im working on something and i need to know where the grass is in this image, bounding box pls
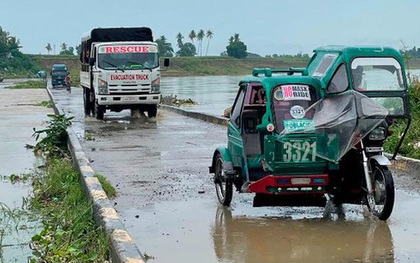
[94,174,117,198]
[7,80,46,89]
[35,100,53,108]
[30,159,109,262]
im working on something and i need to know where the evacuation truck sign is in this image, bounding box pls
[99,45,157,53]
[110,74,149,81]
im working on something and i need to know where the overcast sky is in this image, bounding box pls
[1,0,419,56]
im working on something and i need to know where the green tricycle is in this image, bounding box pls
[209,46,411,220]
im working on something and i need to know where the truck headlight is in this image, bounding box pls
[368,127,386,141]
[151,77,160,93]
[98,78,108,94]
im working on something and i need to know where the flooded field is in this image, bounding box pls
[0,83,50,262]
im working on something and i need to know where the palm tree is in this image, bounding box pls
[176,33,184,49]
[188,30,196,44]
[205,30,214,56]
[60,42,68,52]
[45,43,52,55]
[196,29,205,56]
[156,35,174,57]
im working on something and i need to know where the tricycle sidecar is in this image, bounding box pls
[210,46,411,221]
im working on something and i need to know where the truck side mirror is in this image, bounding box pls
[89,57,96,66]
[163,58,170,67]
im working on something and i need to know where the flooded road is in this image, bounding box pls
[49,78,420,263]
[0,80,49,262]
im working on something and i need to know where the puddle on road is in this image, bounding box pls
[122,198,395,263]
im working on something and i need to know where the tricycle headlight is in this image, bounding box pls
[98,78,108,94]
[369,127,386,141]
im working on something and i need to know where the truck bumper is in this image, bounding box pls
[97,93,161,106]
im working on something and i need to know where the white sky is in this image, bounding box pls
[1,0,419,56]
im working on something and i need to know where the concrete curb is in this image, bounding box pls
[161,104,228,126]
[46,88,146,263]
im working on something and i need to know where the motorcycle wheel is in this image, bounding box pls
[366,164,395,221]
[214,153,233,206]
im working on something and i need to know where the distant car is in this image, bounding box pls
[37,70,46,79]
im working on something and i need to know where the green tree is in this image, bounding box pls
[188,30,196,44]
[226,33,247,59]
[176,42,196,57]
[60,42,68,52]
[176,33,184,49]
[196,29,205,56]
[0,26,22,58]
[45,43,52,55]
[155,35,174,57]
[75,44,81,56]
[205,30,214,56]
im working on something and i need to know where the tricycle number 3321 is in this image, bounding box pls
[282,139,317,162]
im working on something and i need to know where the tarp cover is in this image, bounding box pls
[279,90,389,162]
[88,27,153,43]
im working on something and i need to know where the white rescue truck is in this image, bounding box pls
[80,27,169,119]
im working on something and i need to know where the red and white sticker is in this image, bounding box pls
[110,74,149,81]
[281,85,311,101]
[99,45,156,53]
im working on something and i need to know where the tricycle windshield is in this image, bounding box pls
[308,53,338,77]
[351,57,405,91]
[271,84,319,133]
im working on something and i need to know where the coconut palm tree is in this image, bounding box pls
[45,43,52,55]
[196,29,205,56]
[205,30,213,56]
[176,33,184,49]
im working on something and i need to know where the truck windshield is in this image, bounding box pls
[52,70,67,75]
[98,52,158,70]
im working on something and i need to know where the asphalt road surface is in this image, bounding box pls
[49,84,420,263]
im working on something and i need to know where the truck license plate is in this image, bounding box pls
[124,96,136,102]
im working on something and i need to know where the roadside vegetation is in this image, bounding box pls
[384,78,420,159]
[6,80,46,89]
[28,114,114,262]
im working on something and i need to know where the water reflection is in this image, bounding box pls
[212,206,393,263]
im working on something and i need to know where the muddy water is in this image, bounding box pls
[0,82,50,262]
[161,75,241,116]
[49,80,420,263]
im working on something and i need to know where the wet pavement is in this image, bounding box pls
[0,79,50,262]
[48,82,420,263]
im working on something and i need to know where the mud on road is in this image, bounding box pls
[49,85,420,263]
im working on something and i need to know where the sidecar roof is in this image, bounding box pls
[240,67,323,96]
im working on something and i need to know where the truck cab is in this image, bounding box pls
[80,27,167,120]
[51,64,68,88]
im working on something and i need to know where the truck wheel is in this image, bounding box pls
[147,105,157,118]
[83,88,91,116]
[95,102,105,120]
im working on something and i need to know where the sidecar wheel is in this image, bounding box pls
[214,153,233,206]
[367,165,394,221]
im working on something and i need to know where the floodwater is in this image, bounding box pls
[161,75,241,116]
[0,81,49,262]
[161,69,420,117]
[48,77,420,263]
